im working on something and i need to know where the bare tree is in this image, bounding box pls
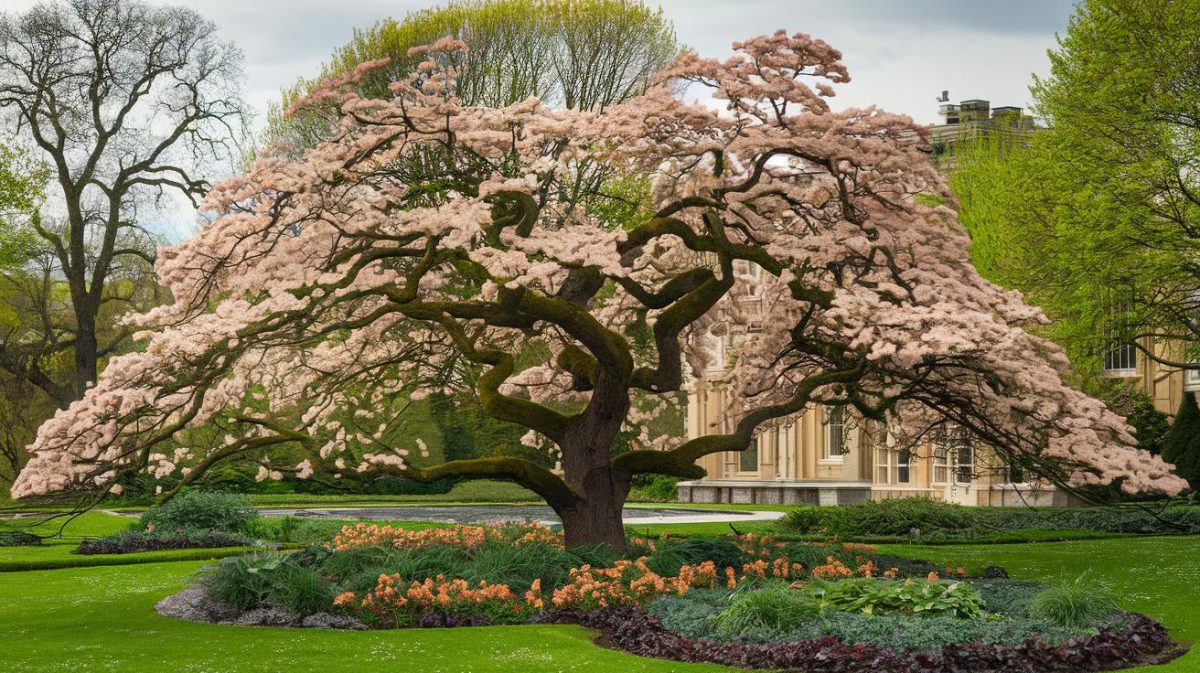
[0,0,247,400]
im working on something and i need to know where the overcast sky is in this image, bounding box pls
[8,0,1078,125]
[4,0,1080,237]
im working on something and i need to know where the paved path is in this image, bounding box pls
[257,505,784,526]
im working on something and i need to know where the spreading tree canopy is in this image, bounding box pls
[13,33,1185,547]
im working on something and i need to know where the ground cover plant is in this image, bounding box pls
[155,521,1183,673]
[779,498,1200,541]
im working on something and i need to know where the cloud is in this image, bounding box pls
[1,0,1077,240]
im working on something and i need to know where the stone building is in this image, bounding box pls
[675,96,1194,507]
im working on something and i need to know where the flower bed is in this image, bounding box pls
[162,522,1182,672]
[535,605,1180,673]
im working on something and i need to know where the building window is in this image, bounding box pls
[1184,368,1200,392]
[934,424,973,483]
[933,446,949,484]
[824,406,845,459]
[739,436,759,472]
[897,449,912,484]
[875,449,891,484]
[1103,299,1137,376]
[955,443,974,483]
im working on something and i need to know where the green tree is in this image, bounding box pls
[1161,394,1200,491]
[0,0,247,401]
[264,0,679,153]
[951,0,1200,378]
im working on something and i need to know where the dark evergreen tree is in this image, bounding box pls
[1161,394,1200,491]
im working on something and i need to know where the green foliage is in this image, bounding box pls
[267,562,336,615]
[818,611,1084,653]
[1107,387,1172,455]
[645,589,731,639]
[140,492,258,534]
[780,498,978,537]
[779,499,1200,539]
[807,578,985,618]
[1028,575,1120,629]
[649,583,1087,653]
[267,0,679,151]
[951,0,1200,378]
[0,531,40,547]
[969,578,1046,617]
[0,143,47,268]
[245,516,350,544]
[453,539,580,592]
[75,527,254,555]
[714,586,821,639]
[644,537,744,575]
[1161,395,1200,490]
[203,551,290,611]
[629,474,679,502]
[203,550,335,616]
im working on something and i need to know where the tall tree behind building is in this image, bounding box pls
[264,0,679,154]
[951,0,1200,378]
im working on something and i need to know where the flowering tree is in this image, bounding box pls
[13,33,1185,547]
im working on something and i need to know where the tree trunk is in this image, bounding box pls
[556,465,632,550]
[73,305,98,399]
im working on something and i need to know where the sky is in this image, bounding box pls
[3,0,1080,237]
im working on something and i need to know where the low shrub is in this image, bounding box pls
[245,516,348,544]
[781,498,977,537]
[0,531,41,547]
[140,492,258,535]
[646,589,730,639]
[968,578,1044,616]
[778,499,1200,539]
[807,577,984,618]
[715,586,821,639]
[203,551,290,611]
[1028,576,1120,629]
[649,586,1099,652]
[629,474,680,502]
[76,528,254,555]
